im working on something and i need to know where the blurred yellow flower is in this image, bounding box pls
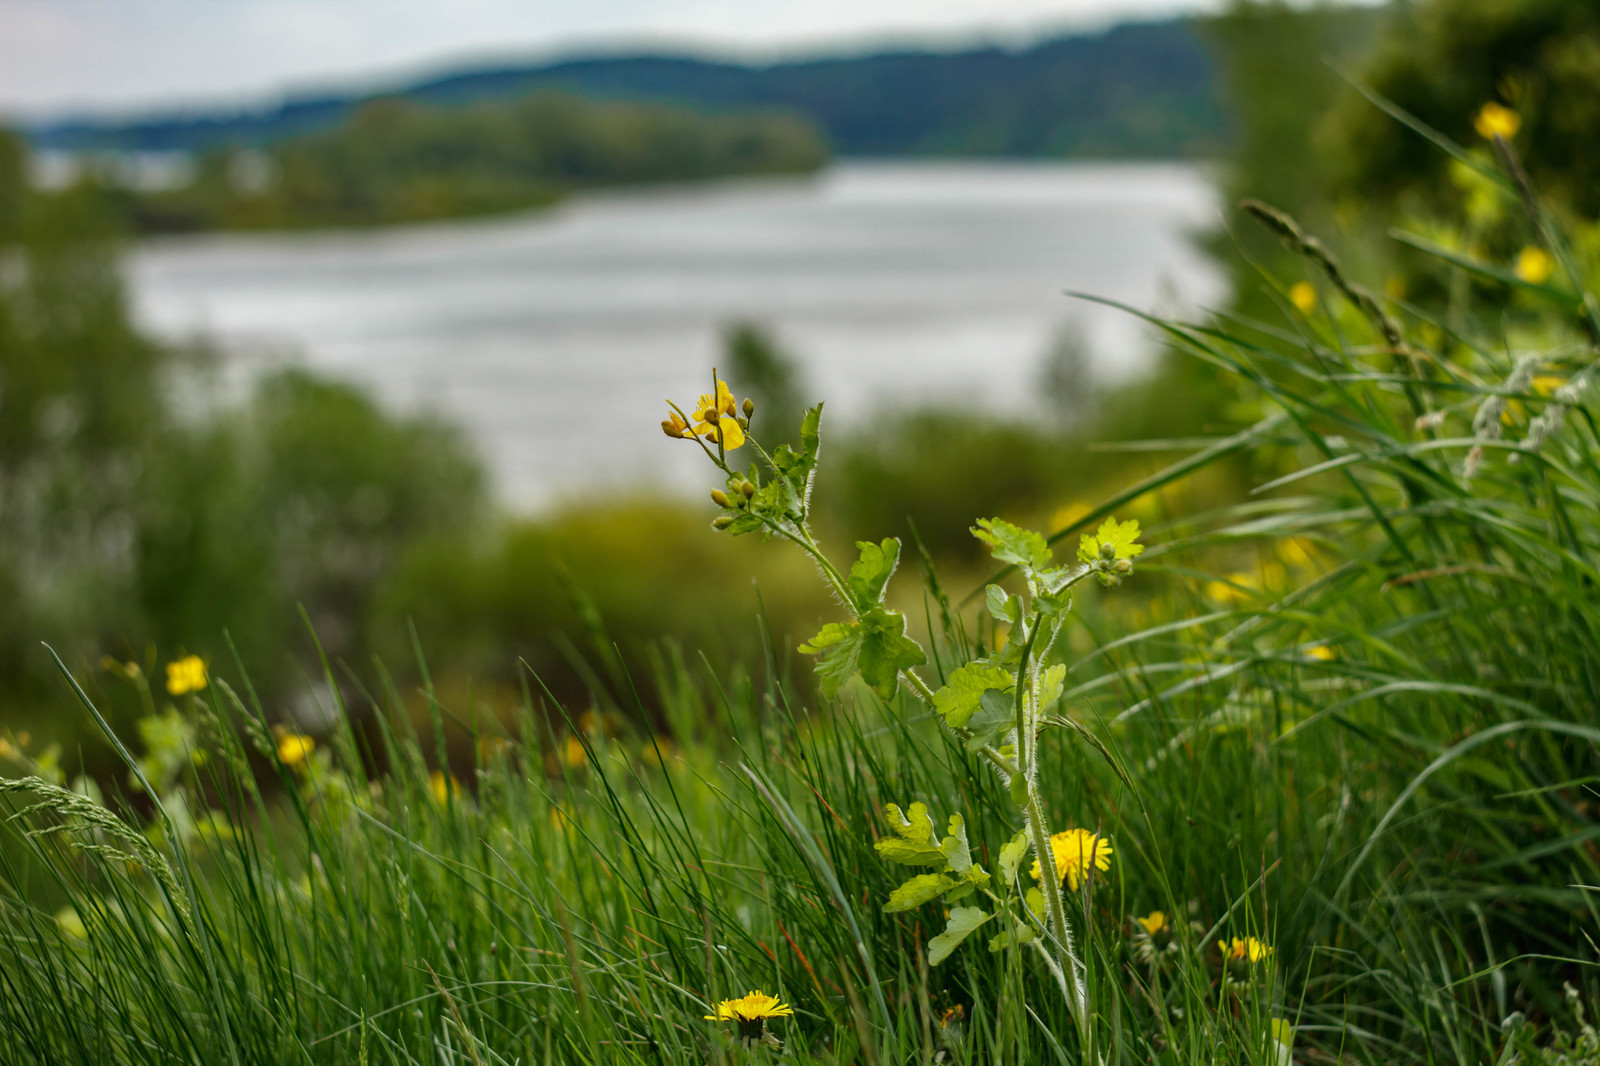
[1288,281,1317,315]
[165,655,207,696]
[690,377,746,450]
[1222,935,1272,965]
[1514,246,1554,285]
[1135,910,1167,935]
[1305,644,1335,662]
[1473,102,1520,140]
[429,770,461,803]
[563,734,588,769]
[1532,375,1565,396]
[1031,828,1112,891]
[276,733,315,766]
[1049,500,1092,534]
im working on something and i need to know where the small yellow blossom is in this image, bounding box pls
[687,376,747,450]
[1288,281,1317,315]
[1135,911,1167,935]
[1222,935,1272,966]
[1031,828,1112,891]
[1305,644,1335,662]
[938,1004,965,1028]
[1473,101,1520,141]
[1514,246,1554,285]
[1049,500,1092,534]
[165,655,207,696]
[276,733,315,767]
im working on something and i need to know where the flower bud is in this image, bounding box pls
[1112,558,1134,574]
[740,480,756,499]
[710,489,731,508]
[1099,541,1117,563]
[742,397,755,419]
[661,418,687,439]
[712,515,735,530]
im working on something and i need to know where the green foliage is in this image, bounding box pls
[119,91,829,232]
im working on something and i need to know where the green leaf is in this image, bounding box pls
[984,584,1021,624]
[875,802,948,866]
[856,605,925,700]
[800,404,822,468]
[884,873,957,913]
[1077,516,1144,564]
[725,512,765,536]
[998,830,1030,887]
[847,538,900,610]
[928,906,992,966]
[964,688,1017,751]
[931,663,1013,728]
[1038,664,1067,709]
[973,518,1052,571]
[939,814,973,876]
[799,622,863,697]
[988,925,1039,952]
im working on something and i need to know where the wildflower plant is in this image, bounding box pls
[664,371,1147,1049]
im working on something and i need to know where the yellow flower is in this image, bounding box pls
[276,733,315,767]
[1514,246,1554,285]
[938,1004,965,1028]
[1135,910,1167,935]
[1030,828,1112,891]
[1222,936,1272,966]
[686,376,747,450]
[1288,281,1317,315]
[1473,101,1520,141]
[165,655,207,696]
[1305,644,1335,662]
[705,990,794,1047]
[429,770,460,803]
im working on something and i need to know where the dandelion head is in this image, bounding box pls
[1136,910,1167,936]
[705,990,794,1048]
[1514,246,1554,286]
[276,733,315,767]
[165,655,207,696]
[1030,828,1112,891]
[1222,935,1272,971]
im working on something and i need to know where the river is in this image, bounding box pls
[127,161,1224,509]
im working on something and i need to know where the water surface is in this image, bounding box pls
[129,161,1223,508]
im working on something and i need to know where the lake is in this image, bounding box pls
[127,161,1224,509]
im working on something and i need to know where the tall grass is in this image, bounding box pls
[4,131,1600,1064]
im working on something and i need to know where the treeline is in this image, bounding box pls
[110,90,828,232]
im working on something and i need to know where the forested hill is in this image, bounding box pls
[31,18,1227,159]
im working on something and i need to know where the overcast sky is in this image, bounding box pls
[1,0,1224,119]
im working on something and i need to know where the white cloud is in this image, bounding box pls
[0,0,1215,119]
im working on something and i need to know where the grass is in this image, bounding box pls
[4,141,1600,1064]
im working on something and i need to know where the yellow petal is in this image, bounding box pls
[717,416,745,450]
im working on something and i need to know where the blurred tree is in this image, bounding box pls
[723,322,808,444]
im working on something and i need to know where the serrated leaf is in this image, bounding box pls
[964,688,1017,751]
[799,404,822,468]
[884,873,957,913]
[939,814,973,876]
[856,605,925,700]
[998,830,1030,887]
[799,622,863,697]
[988,925,1040,952]
[1038,663,1067,709]
[931,663,1013,728]
[1077,516,1144,564]
[725,512,765,536]
[848,538,900,610]
[984,584,1021,624]
[973,518,1052,571]
[928,906,992,966]
[875,802,947,866]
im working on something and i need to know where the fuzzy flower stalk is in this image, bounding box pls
[663,372,1147,1054]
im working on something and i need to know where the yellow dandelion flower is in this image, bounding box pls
[1030,828,1112,891]
[1222,936,1272,966]
[165,655,207,696]
[1305,644,1335,662]
[276,733,315,767]
[1135,911,1167,935]
[705,990,794,1047]
[1288,281,1317,315]
[563,734,588,769]
[1514,246,1554,285]
[1473,101,1520,141]
[938,1004,965,1028]
[689,376,747,451]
